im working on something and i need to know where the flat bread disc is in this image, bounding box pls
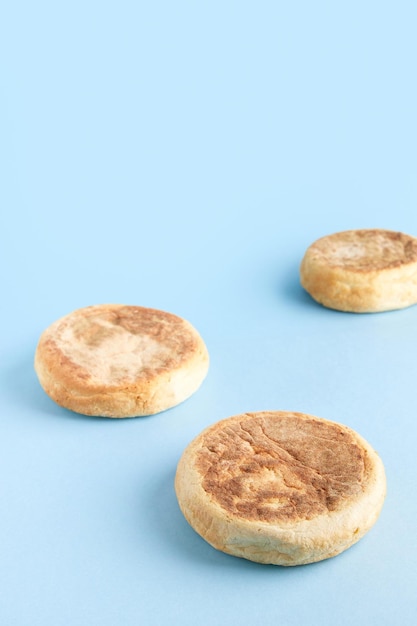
[35,304,209,417]
[300,229,417,312]
[175,411,386,565]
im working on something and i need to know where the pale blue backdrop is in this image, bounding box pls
[1,2,416,625]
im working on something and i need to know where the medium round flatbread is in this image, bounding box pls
[175,411,386,566]
[35,304,209,417]
[300,229,417,312]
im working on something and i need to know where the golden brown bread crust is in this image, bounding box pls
[35,304,209,417]
[300,229,417,312]
[175,411,386,566]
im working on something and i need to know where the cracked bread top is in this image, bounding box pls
[304,229,417,272]
[192,411,373,524]
[37,304,200,388]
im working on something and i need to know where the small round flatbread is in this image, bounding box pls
[175,411,386,566]
[35,304,209,417]
[300,229,417,312]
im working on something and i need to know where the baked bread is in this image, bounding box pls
[300,229,417,312]
[175,411,386,566]
[35,304,209,417]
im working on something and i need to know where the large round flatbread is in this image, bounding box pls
[300,229,417,312]
[175,411,386,566]
[35,304,209,417]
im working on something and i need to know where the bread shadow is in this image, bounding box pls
[1,349,116,424]
[279,263,356,316]
[145,468,329,576]
[279,263,325,311]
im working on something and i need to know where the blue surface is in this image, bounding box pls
[1,2,417,624]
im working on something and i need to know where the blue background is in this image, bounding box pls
[1,1,417,624]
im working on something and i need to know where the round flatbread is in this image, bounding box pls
[300,229,417,312]
[35,304,209,417]
[175,411,386,566]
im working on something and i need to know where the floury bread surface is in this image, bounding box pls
[35,304,209,417]
[175,411,386,566]
[300,229,417,312]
